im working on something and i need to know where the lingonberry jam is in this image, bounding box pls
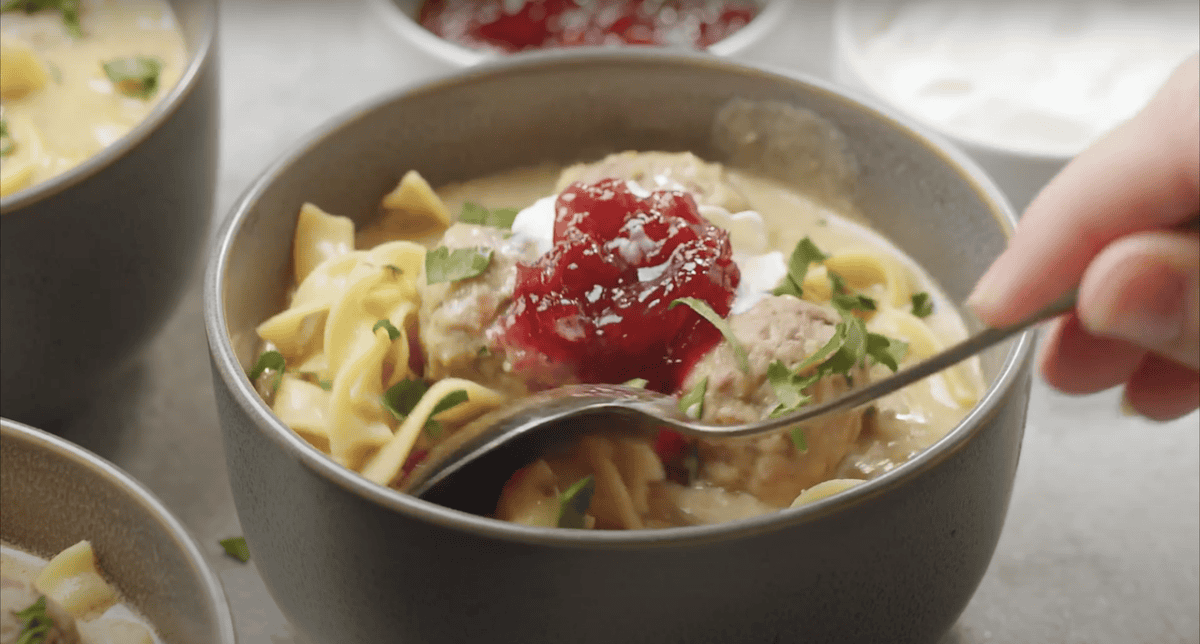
[491,179,740,392]
[418,0,761,53]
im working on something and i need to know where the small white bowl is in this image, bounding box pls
[368,0,791,71]
[830,0,1072,213]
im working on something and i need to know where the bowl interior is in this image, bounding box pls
[0,420,235,644]
[214,50,1021,532]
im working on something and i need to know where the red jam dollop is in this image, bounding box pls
[418,0,761,53]
[491,179,740,392]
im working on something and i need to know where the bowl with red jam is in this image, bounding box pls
[205,49,1033,644]
[369,0,788,70]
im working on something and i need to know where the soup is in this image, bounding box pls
[0,0,187,198]
[418,0,761,53]
[248,150,984,529]
[0,541,159,644]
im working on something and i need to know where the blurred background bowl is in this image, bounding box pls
[0,417,236,644]
[206,49,1034,644]
[0,0,219,426]
[830,0,1071,213]
[367,0,793,73]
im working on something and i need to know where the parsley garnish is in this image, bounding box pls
[829,271,876,312]
[789,427,808,452]
[622,378,648,389]
[773,237,828,298]
[385,264,403,277]
[459,201,520,229]
[911,292,934,318]
[248,350,285,391]
[0,119,14,157]
[425,246,492,284]
[2,0,81,38]
[767,360,818,417]
[373,318,401,341]
[557,475,596,529]
[102,55,163,100]
[318,379,333,391]
[382,380,467,438]
[865,332,908,372]
[679,377,707,419]
[669,297,749,373]
[13,596,55,644]
[219,537,250,563]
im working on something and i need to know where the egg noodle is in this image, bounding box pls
[253,160,981,524]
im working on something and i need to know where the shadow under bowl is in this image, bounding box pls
[0,417,236,644]
[206,49,1034,644]
[0,0,220,426]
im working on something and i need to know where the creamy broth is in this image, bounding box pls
[0,0,187,198]
[0,543,160,644]
[258,149,985,529]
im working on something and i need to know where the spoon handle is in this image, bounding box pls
[677,289,1077,437]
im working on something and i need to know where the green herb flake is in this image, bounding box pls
[317,379,333,391]
[14,595,55,644]
[678,377,707,420]
[425,246,493,284]
[789,426,808,452]
[766,360,818,417]
[248,350,285,391]
[382,379,429,421]
[622,378,648,389]
[385,264,403,277]
[423,389,469,438]
[2,0,81,37]
[772,237,828,298]
[102,55,163,100]
[866,333,909,373]
[219,537,250,563]
[911,292,934,318]
[459,201,520,229]
[373,318,401,341]
[557,475,596,529]
[0,119,14,157]
[669,297,749,373]
[828,271,876,313]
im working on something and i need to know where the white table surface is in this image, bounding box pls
[54,1,1199,643]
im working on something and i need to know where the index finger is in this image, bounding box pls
[968,54,1200,327]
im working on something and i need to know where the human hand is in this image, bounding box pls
[968,53,1199,421]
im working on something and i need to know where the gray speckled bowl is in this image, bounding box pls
[206,50,1034,644]
[0,418,236,644]
[0,0,219,425]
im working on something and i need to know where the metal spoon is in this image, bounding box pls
[408,289,1075,513]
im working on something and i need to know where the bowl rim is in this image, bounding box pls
[365,0,790,67]
[0,0,219,213]
[0,417,237,644]
[205,47,1033,550]
[830,0,1075,162]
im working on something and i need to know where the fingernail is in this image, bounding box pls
[1083,266,1186,348]
[967,262,1008,321]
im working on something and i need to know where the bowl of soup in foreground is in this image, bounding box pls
[369,0,790,72]
[205,49,1034,644]
[0,418,236,644]
[0,0,219,425]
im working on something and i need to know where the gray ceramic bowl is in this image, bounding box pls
[0,418,236,643]
[0,1,219,425]
[206,50,1034,644]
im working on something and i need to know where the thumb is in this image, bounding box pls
[1076,229,1199,370]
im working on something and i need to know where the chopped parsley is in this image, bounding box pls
[772,237,828,298]
[102,55,163,100]
[248,350,285,392]
[789,427,808,452]
[679,377,707,420]
[557,475,596,529]
[0,119,14,157]
[317,378,333,391]
[1,0,81,38]
[373,318,401,341]
[829,271,876,312]
[669,297,749,373]
[622,378,648,389]
[382,379,468,438]
[14,595,54,644]
[425,246,492,284]
[911,292,934,318]
[459,201,520,229]
[385,264,403,277]
[766,360,818,417]
[219,537,250,563]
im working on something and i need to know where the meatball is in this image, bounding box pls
[680,295,869,507]
[556,151,751,213]
[418,223,539,396]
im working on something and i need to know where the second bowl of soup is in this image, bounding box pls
[206,49,1033,644]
